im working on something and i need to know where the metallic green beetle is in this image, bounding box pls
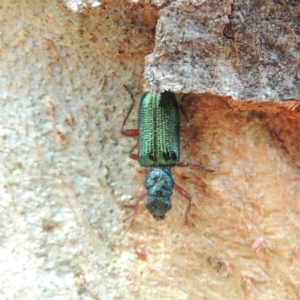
[138,92,180,168]
[121,90,213,221]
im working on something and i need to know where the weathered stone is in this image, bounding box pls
[145,0,300,101]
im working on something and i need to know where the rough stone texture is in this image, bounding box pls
[144,0,300,101]
[2,1,300,300]
[0,0,157,299]
[66,0,102,11]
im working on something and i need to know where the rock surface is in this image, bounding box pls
[145,0,300,101]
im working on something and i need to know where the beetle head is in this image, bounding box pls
[145,196,172,220]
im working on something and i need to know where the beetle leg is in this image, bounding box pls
[123,190,147,222]
[174,183,192,222]
[129,143,138,160]
[179,96,191,133]
[121,86,138,137]
[120,100,138,137]
[176,161,214,173]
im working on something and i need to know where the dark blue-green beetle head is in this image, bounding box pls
[145,196,172,220]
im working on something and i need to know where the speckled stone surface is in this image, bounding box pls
[144,0,300,101]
